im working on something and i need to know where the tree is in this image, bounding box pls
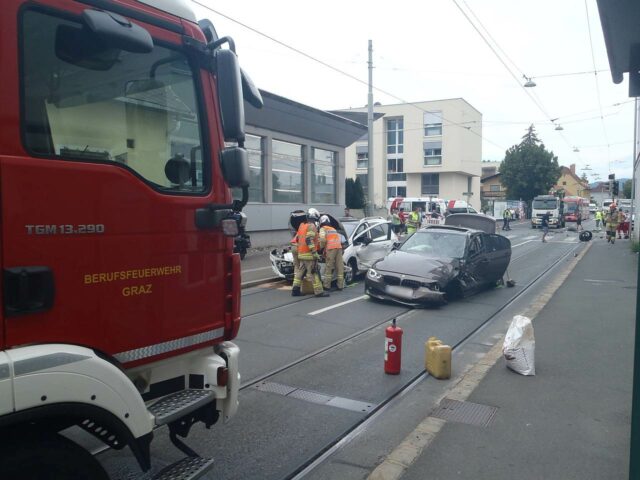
[499,125,561,202]
[345,177,365,209]
[623,179,632,199]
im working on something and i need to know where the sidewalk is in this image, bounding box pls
[398,239,636,479]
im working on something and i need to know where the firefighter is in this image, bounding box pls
[289,230,299,278]
[605,205,619,244]
[406,206,421,235]
[319,215,344,291]
[292,208,329,297]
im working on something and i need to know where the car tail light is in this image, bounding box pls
[217,366,229,387]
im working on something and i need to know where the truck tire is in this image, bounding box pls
[0,432,109,480]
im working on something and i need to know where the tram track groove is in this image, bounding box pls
[285,241,583,480]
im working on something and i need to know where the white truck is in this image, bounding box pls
[531,195,564,229]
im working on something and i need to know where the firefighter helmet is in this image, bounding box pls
[307,208,320,221]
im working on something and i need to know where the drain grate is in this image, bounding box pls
[431,398,497,427]
[252,381,374,413]
[253,381,297,396]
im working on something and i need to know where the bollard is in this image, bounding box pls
[385,318,403,374]
[425,336,451,379]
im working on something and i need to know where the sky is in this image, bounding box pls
[191,0,636,183]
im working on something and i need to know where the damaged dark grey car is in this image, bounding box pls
[365,214,511,306]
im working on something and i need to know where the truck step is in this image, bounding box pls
[148,389,215,426]
[151,456,214,480]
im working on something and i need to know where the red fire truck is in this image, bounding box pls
[0,1,262,478]
[562,196,590,228]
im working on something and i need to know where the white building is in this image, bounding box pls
[337,98,482,211]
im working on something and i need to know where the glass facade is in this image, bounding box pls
[272,139,303,203]
[311,147,336,203]
[246,134,264,202]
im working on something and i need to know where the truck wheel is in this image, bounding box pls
[0,433,109,480]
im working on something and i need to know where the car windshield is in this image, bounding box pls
[564,203,579,213]
[342,222,358,239]
[399,231,467,258]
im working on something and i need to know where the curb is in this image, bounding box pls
[241,277,283,289]
[367,241,592,480]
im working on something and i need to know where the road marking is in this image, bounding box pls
[242,266,273,273]
[511,239,536,248]
[308,295,368,316]
[524,235,537,240]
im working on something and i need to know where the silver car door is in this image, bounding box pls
[354,222,396,268]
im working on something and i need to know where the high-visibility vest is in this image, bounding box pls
[321,226,342,250]
[297,222,318,255]
[408,211,420,228]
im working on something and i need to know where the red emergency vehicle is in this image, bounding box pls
[562,196,590,227]
[0,1,262,478]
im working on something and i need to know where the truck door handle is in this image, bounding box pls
[4,266,55,317]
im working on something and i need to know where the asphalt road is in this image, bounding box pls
[99,220,591,480]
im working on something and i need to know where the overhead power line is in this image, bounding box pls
[191,0,507,151]
[584,0,611,171]
[451,0,579,155]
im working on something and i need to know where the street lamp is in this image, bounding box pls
[573,147,580,153]
[523,75,536,87]
[554,124,564,131]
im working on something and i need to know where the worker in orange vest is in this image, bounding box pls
[292,208,329,297]
[319,215,344,291]
[289,231,299,278]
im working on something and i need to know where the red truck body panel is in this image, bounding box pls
[0,0,240,365]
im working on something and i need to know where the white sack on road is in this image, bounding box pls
[503,315,535,375]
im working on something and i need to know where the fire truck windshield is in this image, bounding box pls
[21,9,207,193]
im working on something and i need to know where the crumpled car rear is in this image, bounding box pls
[270,248,295,280]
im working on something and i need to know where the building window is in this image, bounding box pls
[424,149,442,165]
[386,119,404,155]
[424,111,443,137]
[387,186,406,198]
[490,184,501,192]
[311,147,336,204]
[272,139,303,203]
[357,152,368,169]
[421,173,439,195]
[387,158,406,181]
[246,134,264,202]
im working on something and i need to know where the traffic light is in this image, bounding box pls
[612,180,619,196]
[608,173,616,180]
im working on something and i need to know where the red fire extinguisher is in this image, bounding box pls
[385,318,403,374]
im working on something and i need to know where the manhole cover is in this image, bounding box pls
[431,398,497,427]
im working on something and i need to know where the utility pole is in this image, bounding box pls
[367,39,375,216]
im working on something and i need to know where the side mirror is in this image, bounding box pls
[392,241,401,250]
[215,49,245,142]
[361,236,372,246]
[220,147,249,188]
[56,10,153,71]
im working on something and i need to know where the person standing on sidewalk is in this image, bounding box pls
[292,208,329,297]
[576,210,583,232]
[541,211,550,242]
[407,206,421,235]
[502,208,512,231]
[389,208,402,234]
[319,215,344,291]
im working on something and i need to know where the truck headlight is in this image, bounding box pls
[368,268,382,280]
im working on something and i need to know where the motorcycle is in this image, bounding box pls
[232,211,250,260]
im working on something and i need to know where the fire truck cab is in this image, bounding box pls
[0,0,261,478]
